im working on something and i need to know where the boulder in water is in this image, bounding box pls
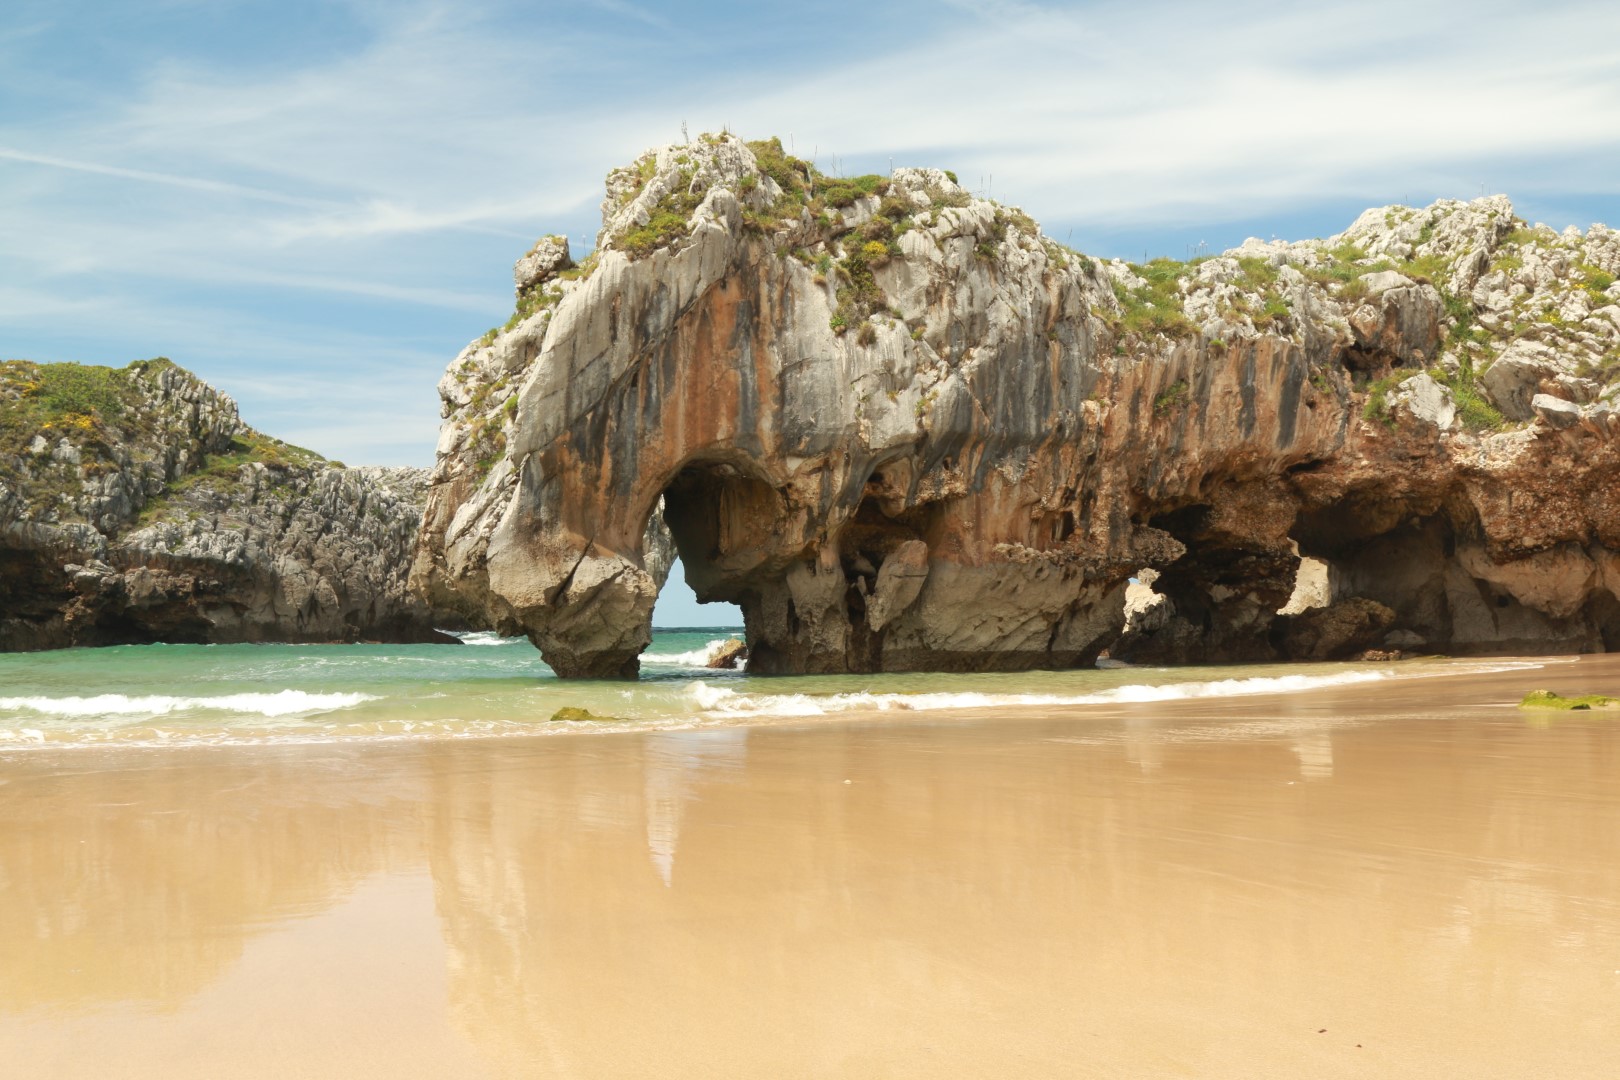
[706,638,747,669]
[550,706,626,722]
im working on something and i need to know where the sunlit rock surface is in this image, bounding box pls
[414,134,1620,676]
[1,359,450,649]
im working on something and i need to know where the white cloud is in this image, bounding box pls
[688,0,1620,227]
[3,0,1618,464]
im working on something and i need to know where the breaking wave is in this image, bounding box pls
[0,691,378,720]
[453,631,526,647]
[684,669,1394,718]
[642,638,741,668]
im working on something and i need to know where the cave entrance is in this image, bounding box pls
[832,494,932,672]
[640,456,939,675]
[1114,501,1302,664]
[644,455,787,674]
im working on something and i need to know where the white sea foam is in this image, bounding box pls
[0,690,377,720]
[454,631,524,647]
[685,669,1394,718]
[0,712,704,751]
[642,638,738,668]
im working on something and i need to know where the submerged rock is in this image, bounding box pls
[0,358,453,650]
[549,706,623,722]
[413,135,1620,677]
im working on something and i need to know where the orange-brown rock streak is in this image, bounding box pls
[413,135,1620,676]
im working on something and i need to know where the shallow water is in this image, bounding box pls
[0,628,1552,748]
[1,653,1618,1077]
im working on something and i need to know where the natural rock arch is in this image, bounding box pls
[412,134,1620,677]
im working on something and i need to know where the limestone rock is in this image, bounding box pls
[513,235,572,296]
[1531,393,1581,429]
[865,540,930,632]
[549,706,625,722]
[706,638,747,669]
[1123,575,1172,633]
[1,358,454,650]
[414,136,1620,676]
[1280,598,1397,661]
[1391,374,1458,432]
[1482,341,1560,421]
[1279,557,1335,615]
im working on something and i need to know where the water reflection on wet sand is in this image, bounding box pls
[2,657,1618,1078]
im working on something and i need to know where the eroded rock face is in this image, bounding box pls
[1,359,452,650]
[415,135,1620,676]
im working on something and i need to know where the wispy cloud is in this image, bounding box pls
[585,0,677,32]
[4,0,1618,464]
[688,0,1620,228]
[0,146,336,207]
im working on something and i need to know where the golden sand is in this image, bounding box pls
[3,656,1619,1078]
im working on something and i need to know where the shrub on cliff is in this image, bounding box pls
[0,360,146,458]
[746,137,814,201]
[817,174,889,209]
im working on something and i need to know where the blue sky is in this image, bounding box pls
[5,0,1620,625]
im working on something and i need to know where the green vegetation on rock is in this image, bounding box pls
[619,197,700,258]
[1153,379,1189,415]
[135,431,326,525]
[1359,370,1414,427]
[1109,259,1197,340]
[1434,362,1506,431]
[830,235,889,335]
[818,173,889,209]
[550,706,624,722]
[1519,690,1620,710]
[0,359,140,454]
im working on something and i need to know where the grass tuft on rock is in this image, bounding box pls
[1109,259,1198,341]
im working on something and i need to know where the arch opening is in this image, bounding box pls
[636,454,948,676]
[640,454,795,675]
[650,559,743,631]
[658,457,785,608]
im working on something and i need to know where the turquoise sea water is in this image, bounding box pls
[0,630,1541,750]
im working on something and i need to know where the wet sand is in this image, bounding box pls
[3,655,1618,1078]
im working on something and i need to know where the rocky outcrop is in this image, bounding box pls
[1277,598,1397,662]
[415,134,1620,677]
[1,358,453,650]
[706,638,747,669]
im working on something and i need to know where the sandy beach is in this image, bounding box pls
[3,654,1618,1078]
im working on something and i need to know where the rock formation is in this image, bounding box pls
[1,358,453,649]
[414,134,1620,677]
[706,638,748,670]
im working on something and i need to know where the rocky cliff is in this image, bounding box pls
[413,134,1620,677]
[1,358,452,649]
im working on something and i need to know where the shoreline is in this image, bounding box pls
[5,653,1619,1078]
[0,652,1601,758]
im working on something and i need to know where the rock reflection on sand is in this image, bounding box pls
[3,659,1620,1078]
[0,756,425,1012]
